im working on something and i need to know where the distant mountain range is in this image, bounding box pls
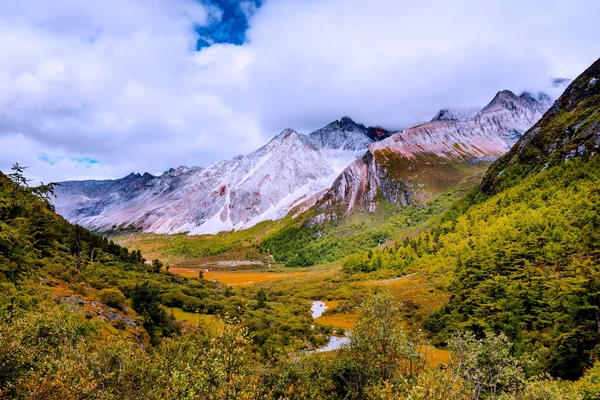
[52,83,569,235]
[53,117,391,234]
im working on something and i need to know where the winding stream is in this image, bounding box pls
[311,301,350,352]
[316,335,350,352]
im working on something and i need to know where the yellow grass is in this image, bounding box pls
[324,300,340,309]
[357,273,449,315]
[169,267,306,286]
[167,307,223,331]
[315,312,358,329]
[421,345,452,366]
[168,267,203,278]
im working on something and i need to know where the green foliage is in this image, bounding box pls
[347,291,425,383]
[342,253,372,274]
[97,287,127,310]
[449,331,522,398]
[151,258,163,273]
[131,281,179,342]
[576,361,600,400]
[152,318,258,399]
[256,288,268,308]
[499,377,582,400]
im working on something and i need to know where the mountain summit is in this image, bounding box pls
[307,116,391,150]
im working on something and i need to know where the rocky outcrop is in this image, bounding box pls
[50,284,148,346]
[307,116,391,150]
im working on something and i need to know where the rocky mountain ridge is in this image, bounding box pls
[481,60,600,194]
[53,118,389,234]
[311,89,556,220]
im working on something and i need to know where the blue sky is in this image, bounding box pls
[1,0,600,183]
[195,0,261,49]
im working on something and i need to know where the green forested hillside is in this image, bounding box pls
[341,59,600,380]
[0,164,142,284]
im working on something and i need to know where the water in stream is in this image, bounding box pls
[317,335,350,352]
[311,301,350,352]
[310,300,328,319]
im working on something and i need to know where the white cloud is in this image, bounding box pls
[0,0,263,182]
[244,0,599,132]
[1,0,599,183]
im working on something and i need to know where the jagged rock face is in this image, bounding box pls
[54,172,158,222]
[314,89,556,217]
[315,151,411,218]
[53,118,386,234]
[481,58,600,195]
[308,116,391,150]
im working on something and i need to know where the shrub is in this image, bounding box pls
[97,287,126,310]
[576,362,600,400]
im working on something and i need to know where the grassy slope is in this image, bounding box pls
[259,163,487,267]
[114,219,280,266]
[374,149,491,201]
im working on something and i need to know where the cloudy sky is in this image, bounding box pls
[1,0,599,183]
